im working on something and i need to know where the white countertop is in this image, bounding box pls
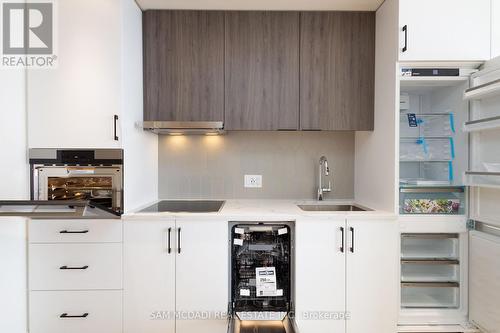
[124,199,396,220]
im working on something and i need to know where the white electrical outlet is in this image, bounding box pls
[244,175,262,188]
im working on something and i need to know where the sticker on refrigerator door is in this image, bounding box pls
[278,228,288,235]
[256,267,277,297]
[233,238,243,246]
[240,289,250,296]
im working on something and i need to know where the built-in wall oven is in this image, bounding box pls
[29,149,123,214]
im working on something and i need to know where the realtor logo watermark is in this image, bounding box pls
[1,0,57,68]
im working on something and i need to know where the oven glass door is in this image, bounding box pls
[35,166,122,212]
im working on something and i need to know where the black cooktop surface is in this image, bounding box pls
[139,200,225,213]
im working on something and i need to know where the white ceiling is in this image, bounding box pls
[135,0,384,11]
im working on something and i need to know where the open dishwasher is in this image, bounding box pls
[228,221,297,333]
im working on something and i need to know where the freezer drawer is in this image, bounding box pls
[401,283,460,309]
[401,260,459,283]
[401,234,459,259]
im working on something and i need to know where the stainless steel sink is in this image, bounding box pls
[297,204,369,212]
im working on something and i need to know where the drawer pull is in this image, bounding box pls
[60,229,89,234]
[59,265,89,270]
[60,313,89,318]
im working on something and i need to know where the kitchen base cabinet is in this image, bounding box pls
[29,243,122,291]
[295,217,346,333]
[124,217,228,333]
[295,216,398,333]
[0,217,27,333]
[175,218,228,333]
[27,218,124,333]
[124,219,176,333]
[29,290,122,333]
[346,218,399,333]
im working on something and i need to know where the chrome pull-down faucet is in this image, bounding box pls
[317,156,332,201]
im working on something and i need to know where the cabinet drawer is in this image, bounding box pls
[29,243,122,290]
[29,219,122,243]
[29,290,122,333]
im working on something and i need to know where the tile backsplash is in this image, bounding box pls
[158,131,354,199]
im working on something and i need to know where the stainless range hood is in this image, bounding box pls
[142,121,225,135]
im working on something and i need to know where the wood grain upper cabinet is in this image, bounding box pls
[225,12,300,130]
[143,11,224,122]
[300,12,375,130]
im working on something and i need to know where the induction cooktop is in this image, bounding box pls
[139,200,225,213]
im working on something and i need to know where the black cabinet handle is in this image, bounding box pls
[114,115,119,141]
[60,229,89,234]
[340,227,344,253]
[59,265,89,270]
[177,228,181,254]
[167,227,172,254]
[60,313,89,318]
[402,25,408,52]
[349,227,355,253]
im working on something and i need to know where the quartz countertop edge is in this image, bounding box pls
[123,199,397,220]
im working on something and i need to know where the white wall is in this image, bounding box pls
[0,69,29,200]
[492,0,500,59]
[354,0,399,213]
[121,0,158,212]
[158,132,354,200]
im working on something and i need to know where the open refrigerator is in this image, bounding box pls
[398,58,500,333]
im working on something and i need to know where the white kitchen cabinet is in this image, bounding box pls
[295,216,398,333]
[399,0,491,61]
[29,290,122,333]
[493,0,500,59]
[346,217,398,333]
[25,0,158,213]
[123,217,228,333]
[27,0,122,149]
[29,243,123,291]
[295,217,346,333]
[28,219,122,243]
[27,217,124,333]
[124,218,176,333]
[175,218,228,333]
[0,217,27,333]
